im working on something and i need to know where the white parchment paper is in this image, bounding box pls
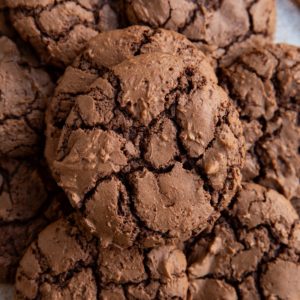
[0,0,299,299]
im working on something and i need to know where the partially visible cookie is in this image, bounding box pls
[15,214,189,300]
[220,44,300,207]
[124,0,276,67]
[14,184,300,299]
[0,158,67,283]
[0,36,54,158]
[187,183,300,299]
[7,0,122,67]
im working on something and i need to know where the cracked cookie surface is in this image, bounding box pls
[15,183,300,299]
[7,0,122,67]
[187,183,300,299]
[15,214,189,300]
[0,158,67,283]
[49,30,245,248]
[0,36,54,158]
[45,26,216,169]
[220,44,300,212]
[124,0,276,67]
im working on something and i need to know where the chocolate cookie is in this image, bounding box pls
[15,214,189,300]
[7,0,121,67]
[51,35,245,248]
[15,184,300,299]
[187,183,300,299]
[45,26,215,168]
[0,36,54,158]
[220,44,300,208]
[0,158,67,283]
[124,0,276,67]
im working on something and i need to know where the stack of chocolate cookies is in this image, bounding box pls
[0,1,299,299]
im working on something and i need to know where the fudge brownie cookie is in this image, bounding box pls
[7,0,121,67]
[220,44,300,206]
[0,158,67,283]
[0,36,54,158]
[124,0,276,67]
[45,26,215,168]
[52,47,245,248]
[15,214,189,300]
[187,183,300,299]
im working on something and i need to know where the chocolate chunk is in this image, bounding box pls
[124,0,276,67]
[0,158,67,283]
[50,42,244,248]
[187,183,300,300]
[15,215,189,300]
[220,44,300,207]
[7,0,121,67]
[0,36,54,158]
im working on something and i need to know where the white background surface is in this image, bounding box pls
[0,0,299,299]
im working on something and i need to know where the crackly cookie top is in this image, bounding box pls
[45,25,215,168]
[7,0,121,67]
[0,158,66,283]
[15,184,300,299]
[125,0,276,67]
[220,44,300,205]
[51,45,245,249]
[187,183,300,300]
[15,214,189,300]
[0,36,53,158]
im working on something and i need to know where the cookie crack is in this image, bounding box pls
[178,4,199,34]
[118,173,171,240]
